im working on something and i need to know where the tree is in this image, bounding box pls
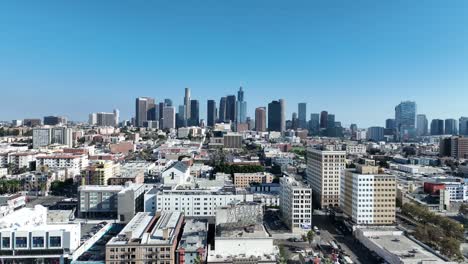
[440,237,463,260]
[306,230,315,246]
[278,245,289,264]
[459,203,468,216]
[193,255,202,264]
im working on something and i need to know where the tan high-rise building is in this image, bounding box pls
[255,107,266,132]
[341,165,396,225]
[306,148,346,209]
[451,136,468,159]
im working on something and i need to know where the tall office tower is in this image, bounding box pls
[225,95,237,123]
[459,117,468,136]
[298,103,307,129]
[162,106,176,129]
[320,111,328,129]
[309,113,320,134]
[218,97,227,122]
[395,101,416,140]
[279,99,286,132]
[207,100,217,127]
[147,99,157,122]
[135,97,155,127]
[236,87,247,123]
[327,114,335,129]
[246,117,255,130]
[306,148,346,209]
[341,165,396,225]
[416,114,428,136]
[291,112,298,130]
[177,105,187,128]
[189,99,200,126]
[113,109,119,126]
[367,127,385,141]
[350,124,358,133]
[445,119,458,135]
[385,118,396,130]
[184,88,191,120]
[430,119,444,135]
[164,98,173,107]
[255,107,266,132]
[43,116,67,126]
[88,113,97,125]
[268,100,285,132]
[96,112,116,126]
[158,102,166,120]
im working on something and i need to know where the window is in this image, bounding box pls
[32,237,45,247]
[15,237,27,248]
[2,237,10,248]
[49,236,61,247]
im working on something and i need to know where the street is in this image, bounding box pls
[313,213,381,264]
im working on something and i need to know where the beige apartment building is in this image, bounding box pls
[341,165,396,225]
[306,148,346,209]
[106,211,183,264]
[233,172,274,188]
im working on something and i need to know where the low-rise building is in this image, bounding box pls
[176,219,208,264]
[161,161,192,187]
[233,172,274,188]
[223,133,243,149]
[37,153,89,177]
[106,211,184,264]
[144,186,254,218]
[0,193,26,217]
[78,183,145,221]
[355,226,457,264]
[81,160,121,185]
[0,205,81,262]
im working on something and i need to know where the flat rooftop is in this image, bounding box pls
[217,224,269,239]
[108,212,182,246]
[357,226,453,264]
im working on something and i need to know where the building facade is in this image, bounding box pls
[306,148,346,209]
[341,165,396,225]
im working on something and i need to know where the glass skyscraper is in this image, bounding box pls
[395,101,416,141]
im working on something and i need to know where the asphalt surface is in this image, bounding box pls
[312,214,382,264]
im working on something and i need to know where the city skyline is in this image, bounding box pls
[2,1,468,126]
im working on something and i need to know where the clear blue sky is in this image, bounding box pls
[1,0,468,127]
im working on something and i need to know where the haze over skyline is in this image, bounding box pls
[1,0,468,127]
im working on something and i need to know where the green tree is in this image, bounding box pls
[306,230,315,246]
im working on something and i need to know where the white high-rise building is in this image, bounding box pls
[113,108,119,126]
[88,113,97,125]
[32,128,51,149]
[32,127,72,148]
[306,148,346,209]
[280,175,312,233]
[341,165,396,225]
